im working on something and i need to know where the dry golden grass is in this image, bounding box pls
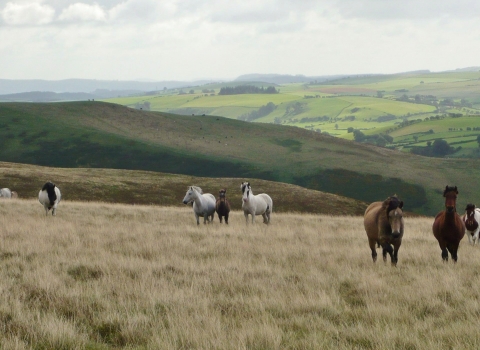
[0,199,479,349]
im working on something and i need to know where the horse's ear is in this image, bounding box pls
[455,186,458,194]
[399,201,404,209]
[248,182,250,186]
[382,198,390,208]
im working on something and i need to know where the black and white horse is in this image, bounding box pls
[38,182,62,216]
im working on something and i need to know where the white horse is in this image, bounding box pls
[0,188,12,198]
[463,203,480,245]
[182,186,216,225]
[38,181,61,216]
[241,182,273,224]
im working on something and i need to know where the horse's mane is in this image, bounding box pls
[383,195,403,217]
[189,186,203,194]
[443,185,458,197]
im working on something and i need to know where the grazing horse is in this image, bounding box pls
[0,188,12,198]
[432,186,465,262]
[182,186,216,225]
[240,182,273,224]
[38,182,62,216]
[364,195,404,266]
[462,203,480,246]
[215,189,231,224]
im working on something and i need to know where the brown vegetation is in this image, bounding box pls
[0,199,478,349]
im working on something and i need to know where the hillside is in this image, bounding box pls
[0,161,367,215]
[1,102,479,215]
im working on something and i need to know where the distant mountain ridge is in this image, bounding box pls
[0,78,215,96]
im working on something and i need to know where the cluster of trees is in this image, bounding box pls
[238,102,277,122]
[351,129,393,147]
[284,102,306,116]
[410,139,460,157]
[218,85,278,95]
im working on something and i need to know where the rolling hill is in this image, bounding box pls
[1,101,480,215]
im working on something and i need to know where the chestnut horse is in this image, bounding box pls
[432,186,465,262]
[215,189,231,224]
[364,195,404,266]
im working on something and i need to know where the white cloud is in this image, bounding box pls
[1,1,55,25]
[58,3,106,22]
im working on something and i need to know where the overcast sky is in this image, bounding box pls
[1,0,479,81]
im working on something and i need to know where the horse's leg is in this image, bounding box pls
[244,212,249,224]
[218,213,223,224]
[447,242,460,262]
[195,213,200,225]
[368,238,377,262]
[392,242,401,266]
[467,232,473,245]
[262,212,268,224]
[381,243,393,264]
[225,213,229,225]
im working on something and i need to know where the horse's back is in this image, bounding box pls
[0,188,12,198]
[364,201,382,239]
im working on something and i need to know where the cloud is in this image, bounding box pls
[1,1,55,25]
[58,3,107,22]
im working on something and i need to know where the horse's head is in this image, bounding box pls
[383,195,404,238]
[42,181,57,206]
[443,185,458,213]
[464,203,478,230]
[183,186,198,205]
[241,182,251,203]
[218,189,227,201]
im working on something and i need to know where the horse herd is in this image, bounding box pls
[0,181,61,216]
[367,185,478,266]
[182,182,273,225]
[1,181,476,265]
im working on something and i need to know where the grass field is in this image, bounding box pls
[0,199,478,349]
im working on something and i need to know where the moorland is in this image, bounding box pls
[0,100,479,216]
[0,200,478,349]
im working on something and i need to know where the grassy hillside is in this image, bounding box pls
[0,161,367,215]
[1,102,480,215]
[0,201,478,348]
[104,71,480,143]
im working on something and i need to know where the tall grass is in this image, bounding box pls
[0,199,479,349]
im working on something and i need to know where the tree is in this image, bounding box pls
[353,129,365,142]
[335,124,339,130]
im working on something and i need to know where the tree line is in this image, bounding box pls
[218,85,279,95]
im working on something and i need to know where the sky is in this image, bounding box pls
[0,0,479,81]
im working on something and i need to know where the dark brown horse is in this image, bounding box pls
[215,189,231,224]
[432,186,465,262]
[364,195,404,266]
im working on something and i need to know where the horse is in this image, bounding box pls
[215,189,231,224]
[0,188,12,198]
[38,181,62,216]
[462,203,480,246]
[363,195,404,266]
[240,182,273,224]
[182,186,216,225]
[432,186,465,262]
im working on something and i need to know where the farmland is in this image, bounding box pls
[104,71,480,149]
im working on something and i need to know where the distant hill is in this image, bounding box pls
[235,73,346,84]
[1,101,480,215]
[0,78,216,96]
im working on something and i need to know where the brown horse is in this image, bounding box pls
[432,186,465,262]
[215,189,231,224]
[364,195,404,266]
